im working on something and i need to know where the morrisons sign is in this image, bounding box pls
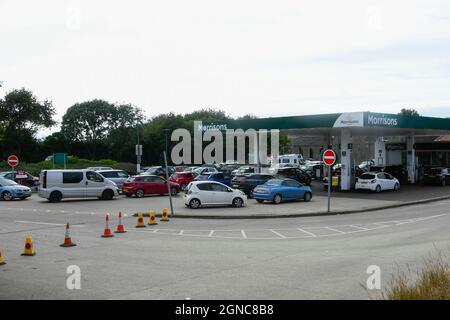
[365,113,399,127]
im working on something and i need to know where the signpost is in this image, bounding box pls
[323,149,336,213]
[136,144,143,173]
[52,153,68,169]
[7,155,19,171]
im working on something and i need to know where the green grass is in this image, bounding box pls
[382,252,450,300]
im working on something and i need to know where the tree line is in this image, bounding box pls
[0,87,259,165]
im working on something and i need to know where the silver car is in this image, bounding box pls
[97,170,130,190]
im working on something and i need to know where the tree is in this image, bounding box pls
[236,114,258,120]
[0,88,56,160]
[398,108,420,117]
[61,100,144,159]
[279,135,292,154]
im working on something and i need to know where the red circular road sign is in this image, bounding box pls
[7,155,19,167]
[323,149,336,166]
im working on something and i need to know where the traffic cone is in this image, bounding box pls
[101,214,114,238]
[136,213,146,228]
[160,208,169,222]
[21,236,36,256]
[60,223,77,247]
[0,250,6,265]
[148,211,158,225]
[115,212,126,233]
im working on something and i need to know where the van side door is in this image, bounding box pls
[61,171,86,198]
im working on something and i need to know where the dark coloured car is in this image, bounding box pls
[144,166,175,178]
[423,167,450,186]
[122,175,180,198]
[274,167,312,185]
[231,173,275,197]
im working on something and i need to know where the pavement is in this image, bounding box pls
[0,192,449,299]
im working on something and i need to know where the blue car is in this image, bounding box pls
[0,177,32,201]
[253,178,312,204]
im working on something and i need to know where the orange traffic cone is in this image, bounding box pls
[136,213,146,228]
[101,214,114,238]
[0,250,6,265]
[148,211,158,226]
[21,236,36,256]
[60,223,77,247]
[115,212,126,233]
[160,208,169,222]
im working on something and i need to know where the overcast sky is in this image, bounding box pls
[1,0,450,136]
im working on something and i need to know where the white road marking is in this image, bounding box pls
[241,230,247,239]
[270,229,287,239]
[297,228,317,237]
[349,225,370,231]
[325,226,346,234]
[178,230,184,235]
[208,230,215,237]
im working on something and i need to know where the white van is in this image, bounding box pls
[38,169,119,202]
[277,154,305,166]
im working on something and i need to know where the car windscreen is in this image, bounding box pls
[0,178,18,186]
[359,173,376,180]
[265,179,283,186]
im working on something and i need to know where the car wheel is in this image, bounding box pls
[125,193,132,198]
[1,191,13,201]
[180,184,187,191]
[248,189,254,199]
[232,197,244,208]
[375,185,381,193]
[394,183,400,191]
[170,188,178,196]
[135,189,145,198]
[189,198,201,209]
[49,191,62,203]
[101,189,114,200]
[273,194,282,204]
[256,199,264,203]
[306,178,312,186]
[441,179,446,187]
[303,192,312,202]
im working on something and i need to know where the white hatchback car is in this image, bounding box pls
[355,172,400,192]
[184,181,247,209]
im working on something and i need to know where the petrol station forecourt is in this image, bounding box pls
[199,111,450,192]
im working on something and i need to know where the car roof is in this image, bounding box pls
[97,169,124,172]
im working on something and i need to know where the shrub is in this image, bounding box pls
[382,252,450,300]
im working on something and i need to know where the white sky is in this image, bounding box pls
[1,0,450,137]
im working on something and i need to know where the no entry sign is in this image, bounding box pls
[323,149,336,166]
[7,155,19,167]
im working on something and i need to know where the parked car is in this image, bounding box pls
[231,166,254,176]
[274,167,312,185]
[38,170,119,202]
[422,167,450,186]
[169,171,196,190]
[174,166,191,172]
[193,167,218,175]
[122,175,180,198]
[0,177,32,201]
[86,167,114,171]
[231,173,275,197]
[144,166,175,177]
[355,172,400,192]
[253,178,312,204]
[183,181,247,209]
[96,169,130,190]
[0,171,39,187]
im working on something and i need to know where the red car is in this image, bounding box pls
[122,175,180,198]
[169,171,195,190]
